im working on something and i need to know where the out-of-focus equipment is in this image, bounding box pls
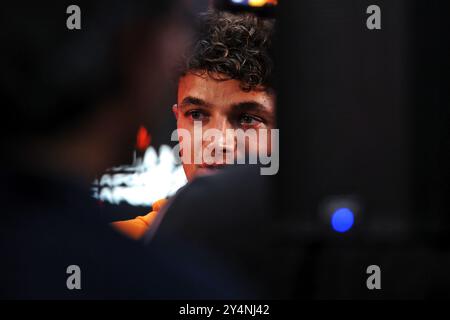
[214,0,277,17]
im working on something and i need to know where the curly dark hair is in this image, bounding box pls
[181,10,275,92]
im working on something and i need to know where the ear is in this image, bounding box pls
[172,104,179,120]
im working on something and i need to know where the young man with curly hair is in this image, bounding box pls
[112,10,276,239]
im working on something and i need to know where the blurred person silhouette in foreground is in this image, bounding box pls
[0,1,249,299]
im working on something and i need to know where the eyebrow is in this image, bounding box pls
[230,101,275,122]
[231,101,270,113]
[179,96,212,109]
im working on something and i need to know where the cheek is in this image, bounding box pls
[177,121,203,163]
[177,119,210,154]
[176,119,192,144]
[176,116,189,129]
[254,130,272,155]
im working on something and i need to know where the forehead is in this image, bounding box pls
[178,72,274,110]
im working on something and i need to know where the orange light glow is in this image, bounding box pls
[248,0,278,7]
[136,126,151,151]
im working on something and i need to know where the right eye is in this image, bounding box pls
[186,110,207,121]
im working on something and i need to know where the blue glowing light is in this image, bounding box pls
[231,0,247,4]
[331,208,354,233]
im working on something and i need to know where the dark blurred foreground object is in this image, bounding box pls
[156,163,450,299]
[0,1,248,299]
[155,0,449,299]
[1,169,245,299]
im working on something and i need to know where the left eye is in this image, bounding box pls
[240,114,261,126]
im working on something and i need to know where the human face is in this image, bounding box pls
[174,72,276,181]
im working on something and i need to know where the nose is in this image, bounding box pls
[210,118,236,160]
[216,132,235,155]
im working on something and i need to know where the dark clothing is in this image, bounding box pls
[0,168,246,299]
[152,166,288,298]
[154,166,450,299]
